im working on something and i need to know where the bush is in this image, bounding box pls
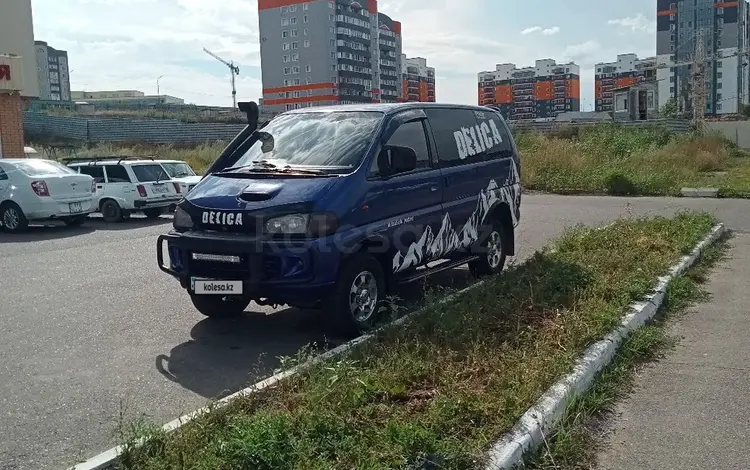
[517,124,743,196]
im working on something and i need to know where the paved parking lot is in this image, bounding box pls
[2,194,750,470]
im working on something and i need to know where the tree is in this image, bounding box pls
[660,98,679,118]
[740,104,750,119]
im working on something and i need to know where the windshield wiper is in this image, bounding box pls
[216,161,330,176]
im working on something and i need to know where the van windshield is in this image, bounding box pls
[230,111,383,172]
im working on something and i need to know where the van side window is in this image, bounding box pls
[475,110,514,159]
[424,108,483,167]
[370,119,431,176]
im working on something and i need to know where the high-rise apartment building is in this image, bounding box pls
[478,59,580,120]
[656,0,750,115]
[594,54,656,112]
[401,55,435,102]
[258,0,403,112]
[377,12,403,103]
[34,41,71,101]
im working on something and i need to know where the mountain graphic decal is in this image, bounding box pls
[392,160,521,273]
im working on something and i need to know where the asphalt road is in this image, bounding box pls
[1,194,750,470]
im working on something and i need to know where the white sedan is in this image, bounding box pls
[0,158,97,233]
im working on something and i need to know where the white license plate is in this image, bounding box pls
[69,201,83,213]
[152,184,169,194]
[191,278,243,295]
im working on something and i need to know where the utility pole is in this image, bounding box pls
[202,47,240,108]
[157,75,163,97]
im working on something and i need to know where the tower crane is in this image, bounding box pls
[203,47,240,108]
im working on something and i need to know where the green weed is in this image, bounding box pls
[115,212,717,470]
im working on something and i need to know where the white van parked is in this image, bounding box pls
[65,156,183,222]
[0,158,96,233]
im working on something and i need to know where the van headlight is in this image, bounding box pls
[265,214,309,234]
[265,213,339,236]
[173,206,193,230]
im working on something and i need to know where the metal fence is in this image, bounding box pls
[24,112,693,145]
[508,118,692,134]
[24,112,246,144]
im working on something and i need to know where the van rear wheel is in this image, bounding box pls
[469,219,508,278]
[326,253,386,337]
[189,294,251,319]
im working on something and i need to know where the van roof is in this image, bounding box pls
[283,102,501,116]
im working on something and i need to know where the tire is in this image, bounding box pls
[0,202,29,233]
[100,199,123,223]
[469,217,508,278]
[189,294,251,319]
[63,215,88,227]
[143,208,164,219]
[324,252,387,337]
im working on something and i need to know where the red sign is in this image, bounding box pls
[0,65,10,80]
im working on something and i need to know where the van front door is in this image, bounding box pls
[362,110,444,275]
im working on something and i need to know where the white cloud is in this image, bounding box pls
[608,13,655,33]
[31,0,263,106]
[563,41,602,62]
[521,26,542,35]
[27,0,630,109]
[521,25,559,36]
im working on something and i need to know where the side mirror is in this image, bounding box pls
[384,145,417,174]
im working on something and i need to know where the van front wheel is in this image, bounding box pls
[469,220,508,278]
[326,253,386,337]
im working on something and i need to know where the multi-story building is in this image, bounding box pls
[401,55,435,102]
[478,59,580,120]
[70,90,184,106]
[377,12,403,103]
[257,0,402,112]
[0,0,38,99]
[656,0,750,115]
[34,41,71,101]
[0,0,37,158]
[594,54,656,112]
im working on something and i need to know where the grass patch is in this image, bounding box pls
[526,231,731,470]
[113,211,717,470]
[517,123,750,197]
[34,141,227,175]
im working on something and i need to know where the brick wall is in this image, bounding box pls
[0,92,24,157]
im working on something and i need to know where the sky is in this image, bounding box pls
[30,0,657,110]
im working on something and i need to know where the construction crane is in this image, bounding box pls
[203,47,240,108]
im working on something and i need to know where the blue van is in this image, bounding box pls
[157,102,521,336]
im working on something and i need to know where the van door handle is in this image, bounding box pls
[430,186,438,192]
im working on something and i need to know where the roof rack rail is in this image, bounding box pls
[60,155,155,165]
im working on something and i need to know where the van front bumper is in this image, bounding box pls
[156,230,341,306]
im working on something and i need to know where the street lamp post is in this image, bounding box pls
[157,75,163,97]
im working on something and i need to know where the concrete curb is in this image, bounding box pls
[483,222,725,470]
[69,279,491,470]
[680,187,719,198]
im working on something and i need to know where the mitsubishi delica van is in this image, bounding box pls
[157,101,522,336]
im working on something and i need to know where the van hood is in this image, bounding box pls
[184,174,341,213]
